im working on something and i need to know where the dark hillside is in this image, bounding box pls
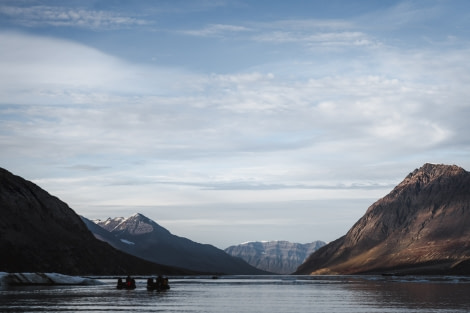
[0,168,191,275]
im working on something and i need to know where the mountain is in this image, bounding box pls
[0,167,192,275]
[88,213,267,275]
[295,163,470,275]
[224,240,326,274]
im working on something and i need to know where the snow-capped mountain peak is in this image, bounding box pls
[94,213,156,235]
[118,214,154,235]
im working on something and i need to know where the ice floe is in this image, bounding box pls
[0,272,103,286]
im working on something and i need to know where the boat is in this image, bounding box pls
[116,277,136,290]
[146,276,170,291]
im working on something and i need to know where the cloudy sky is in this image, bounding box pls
[1,0,469,248]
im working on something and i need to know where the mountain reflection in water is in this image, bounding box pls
[1,275,469,313]
[347,276,470,311]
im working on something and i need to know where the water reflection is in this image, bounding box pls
[344,276,470,312]
[1,276,470,313]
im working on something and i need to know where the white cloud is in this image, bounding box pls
[2,30,467,172]
[0,5,149,30]
[265,19,354,31]
[179,17,377,49]
[180,23,251,37]
[253,30,372,47]
[0,31,203,105]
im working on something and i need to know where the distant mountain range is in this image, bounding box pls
[83,213,267,275]
[0,167,188,275]
[295,163,470,275]
[225,241,325,274]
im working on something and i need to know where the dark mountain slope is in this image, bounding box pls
[296,163,470,275]
[0,168,191,275]
[90,214,267,275]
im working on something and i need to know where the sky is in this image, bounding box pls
[1,0,470,249]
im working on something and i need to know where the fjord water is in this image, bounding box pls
[1,276,470,313]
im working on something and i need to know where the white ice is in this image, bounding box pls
[0,272,103,286]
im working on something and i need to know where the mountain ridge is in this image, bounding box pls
[87,213,268,275]
[295,163,470,275]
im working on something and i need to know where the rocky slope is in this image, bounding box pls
[0,168,191,275]
[295,163,470,275]
[88,214,267,275]
[225,241,325,274]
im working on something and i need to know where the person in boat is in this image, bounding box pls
[116,278,124,289]
[156,275,164,290]
[119,275,135,289]
[147,277,156,289]
[162,277,170,290]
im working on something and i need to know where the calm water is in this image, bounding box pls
[1,275,470,312]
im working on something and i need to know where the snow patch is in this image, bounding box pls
[240,240,269,245]
[120,239,135,245]
[0,272,103,286]
[108,217,124,226]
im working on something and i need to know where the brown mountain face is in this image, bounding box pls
[0,168,191,275]
[295,163,470,275]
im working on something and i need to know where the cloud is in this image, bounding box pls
[178,17,376,49]
[0,4,149,30]
[253,30,373,47]
[142,180,396,191]
[2,30,468,171]
[265,19,354,31]
[179,23,251,37]
[64,164,110,172]
[0,31,202,105]
[251,18,379,49]
[356,1,442,33]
